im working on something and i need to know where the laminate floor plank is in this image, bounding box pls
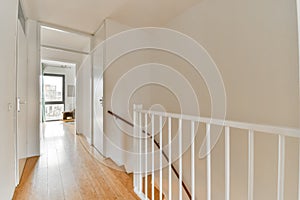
[13,122,139,200]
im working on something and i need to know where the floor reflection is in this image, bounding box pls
[43,121,66,138]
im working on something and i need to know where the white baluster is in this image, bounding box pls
[225,126,230,200]
[277,135,285,200]
[206,123,211,200]
[298,139,300,200]
[151,114,155,200]
[139,111,142,193]
[168,117,172,200]
[145,113,148,199]
[248,130,254,200]
[159,116,163,200]
[133,105,138,190]
[179,119,183,200]
[191,121,195,200]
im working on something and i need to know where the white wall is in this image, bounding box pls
[103,19,156,167]
[17,19,28,181]
[152,0,300,199]
[44,65,76,111]
[91,24,106,155]
[167,0,299,127]
[26,20,40,157]
[76,55,92,141]
[0,0,18,199]
[41,26,91,53]
[41,26,90,68]
[97,1,300,199]
[65,2,300,198]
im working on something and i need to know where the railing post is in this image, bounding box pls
[168,117,172,200]
[144,113,148,199]
[277,135,285,200]
[191,121,195,200]
[151,113,155,200]
[248,130,254,200]
[225,126,230,200]
[139,107,143,193]
[159,116,163,200]
[133,104,143,195]
[298,139,300,200]
[179,119,183,200]
[206,123,211,200]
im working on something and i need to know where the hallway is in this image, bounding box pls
[13,122,139,200]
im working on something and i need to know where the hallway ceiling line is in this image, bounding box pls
[39,20,93,38]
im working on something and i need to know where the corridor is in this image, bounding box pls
[13,122,139,200]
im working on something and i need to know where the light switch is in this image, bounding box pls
[8,103,13,111]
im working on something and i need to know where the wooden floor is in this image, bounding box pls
[13,121,139,200]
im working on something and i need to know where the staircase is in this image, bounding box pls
[108,105,300,200]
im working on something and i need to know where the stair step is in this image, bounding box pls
[142,175,165,200]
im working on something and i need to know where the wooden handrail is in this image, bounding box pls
[107,110,192,200]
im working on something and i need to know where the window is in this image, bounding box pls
[43,74,65,121]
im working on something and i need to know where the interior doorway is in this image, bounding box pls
[38,22,107,160]
[39,24,90,144]
[42,61,76,122]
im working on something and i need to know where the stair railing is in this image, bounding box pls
[131,104,300,200]
[108,109,192,200]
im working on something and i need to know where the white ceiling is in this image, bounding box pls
[21,0,201,34]
[41,26,90,52]
[40,26,90,67]
[41,45,87,66]
[25,0,201,67]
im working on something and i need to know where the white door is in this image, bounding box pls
[92,45,104,155]
[16,20,28,183]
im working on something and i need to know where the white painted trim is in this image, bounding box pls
[296,0,300,137]
[15,18,20,186]
[37,21,42,156]
[93,20,105,37]
[90,49,94,147]
[38,21,93,38]
[41,44,89,55]
[76,132,92,145]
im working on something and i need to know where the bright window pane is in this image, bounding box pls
[45,104,64,121]
[44,76,63,102]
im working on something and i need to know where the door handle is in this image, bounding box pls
[17,98,20,112]
[17,97,26,112]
